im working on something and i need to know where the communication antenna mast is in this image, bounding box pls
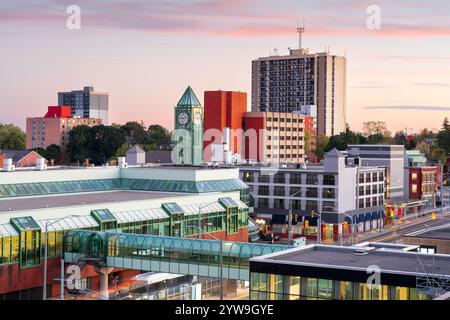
[297,18,305,49]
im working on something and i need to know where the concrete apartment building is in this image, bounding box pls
[26,106,101,150]
[240,149,386,242]
[243,112,306,164]
[58,86,109,125]
[347,145,405,200]
[251,48,346,136]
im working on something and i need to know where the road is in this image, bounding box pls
[356,208,450,244]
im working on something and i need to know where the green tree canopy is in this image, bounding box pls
[437,118,450,154]
[325,126,367,152]
[147,124,171,149]
[0,124,26,150]
[121,121,147,145]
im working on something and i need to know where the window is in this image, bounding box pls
[274,199,285,209]
[274,186,285,197]
[322,188,335,199]
[306,174,318,185]
[290,173,302,184]
[258,186,270,196]
[257,197,269,208]
[274,173,285,184]
[242,171,254,183]
[359,198,364,208]
[323,175,335,185]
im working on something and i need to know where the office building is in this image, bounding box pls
[249,243,450,300]
[251,48,346,136]
[0,163,250,299]
[240,149,386,242]
[243,112,306,164]
[26,106,101,150]
[203,91,247,161]
[347,145,405,200]
[58,86,109,125]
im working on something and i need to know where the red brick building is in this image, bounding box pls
[407,167,438,202]
[203,91,247,161]
[26,106,101,150]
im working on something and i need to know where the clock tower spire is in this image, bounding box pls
[173,86,203,166]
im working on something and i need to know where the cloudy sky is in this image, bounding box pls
[1,0,450,132]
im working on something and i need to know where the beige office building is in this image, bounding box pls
[251,48,346,136]
[243,111,306,164]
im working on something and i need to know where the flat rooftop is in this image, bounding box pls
[0,190,184,213]
[406,224,450,240]
[252,244,450,275]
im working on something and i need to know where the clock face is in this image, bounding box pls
[194,112,202,125]
[178,112,189,125]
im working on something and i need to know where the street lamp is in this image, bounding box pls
[288,188,303,246]
[186,225,224,300]
[42,215,83,300]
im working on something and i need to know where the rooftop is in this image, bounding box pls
[406,224,450,240]
[177,86,201,107]
[251,243,450,276]
[0,190,183,213]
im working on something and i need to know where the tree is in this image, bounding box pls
[0,124,26,150]
[315,134,329,159]
[325,125,367,151]
[67,125,94,163]
[121,121,147,145]
[437,118,450,154]
[362,121,391,137]
[91,125,127,164]
[146,124,171,149]
[115,143,130,158]
[46,144,62,161]
[67,125,127,165]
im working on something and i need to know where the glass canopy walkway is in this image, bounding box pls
[64,230,290,281]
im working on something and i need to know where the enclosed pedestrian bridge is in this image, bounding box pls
[64,230,290,281]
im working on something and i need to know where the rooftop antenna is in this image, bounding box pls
[297,18,305,49]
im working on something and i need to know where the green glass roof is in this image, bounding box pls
[91,209,116,223]
[219,197,238,209]
[177,86,201,107]
[162,202,184,215]
[11,216,40,231]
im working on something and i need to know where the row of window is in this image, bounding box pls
[359,172,384,183]
[250,273,428,300]
[242,172,336,186]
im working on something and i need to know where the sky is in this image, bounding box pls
[1,0,450,133]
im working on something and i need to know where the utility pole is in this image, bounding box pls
[288,188,302,245]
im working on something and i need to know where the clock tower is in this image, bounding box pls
[173,86,203,165]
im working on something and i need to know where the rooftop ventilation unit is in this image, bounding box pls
[36,158,47,171]
[3,159,15,172]
[118,157,128,169]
